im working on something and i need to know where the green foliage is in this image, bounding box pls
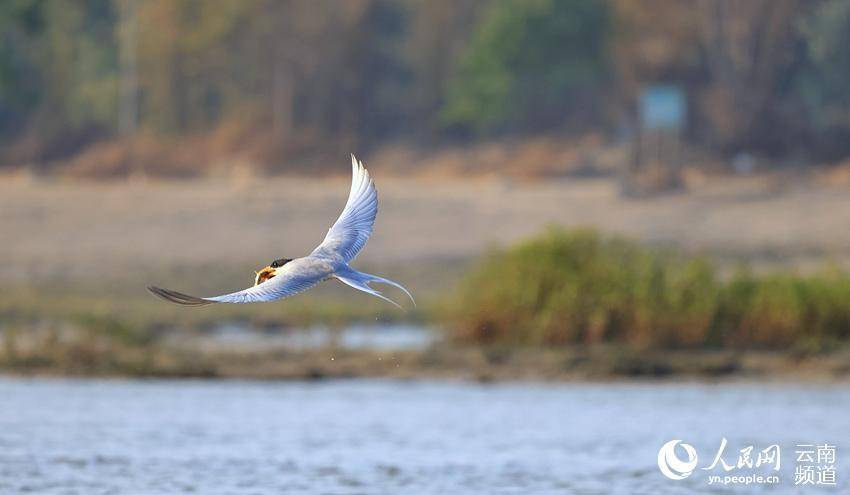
[441,0,611,133]
[0,0,46,122]
[0,0,119,155]
[797,0,850,134]
[446,228,850,350]
[5,1,850,167]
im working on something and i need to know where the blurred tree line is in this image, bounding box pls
[2,0,850,171]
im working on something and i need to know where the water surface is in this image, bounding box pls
[0,379,847,494]
[164,323,439,352]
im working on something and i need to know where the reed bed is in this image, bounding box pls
[445,228,850,350]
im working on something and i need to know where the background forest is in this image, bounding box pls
[3,0,850,177]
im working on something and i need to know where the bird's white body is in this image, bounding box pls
[281,257,336,283]
[148,156,414,309]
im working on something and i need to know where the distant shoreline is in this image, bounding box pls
[3,346,849,383]
[5,165,850,384]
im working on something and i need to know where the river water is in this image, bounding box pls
[0,378,847,494]
[164,323,440,353]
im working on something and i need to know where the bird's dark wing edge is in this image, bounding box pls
[147,286,217,306]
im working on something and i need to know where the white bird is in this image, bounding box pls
[148,155,415,309]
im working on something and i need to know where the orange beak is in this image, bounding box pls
[254,266,277,286]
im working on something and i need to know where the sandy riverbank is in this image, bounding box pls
[5,171,850,289]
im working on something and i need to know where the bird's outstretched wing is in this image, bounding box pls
[310,155,377,262]
[148,273,320,306]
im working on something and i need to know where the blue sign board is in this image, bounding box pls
[640,85,685,130]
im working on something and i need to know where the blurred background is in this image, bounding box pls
[4,0,850,372]
[2,1,850,492]
[5,0,850,178]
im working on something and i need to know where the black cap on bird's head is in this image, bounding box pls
[254,258,293,286]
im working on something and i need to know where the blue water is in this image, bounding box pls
[0,378,847,494]
[165,323,439,352]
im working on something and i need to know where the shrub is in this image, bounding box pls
[446,228,850,350]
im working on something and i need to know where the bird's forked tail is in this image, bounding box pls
[334,267,416,310]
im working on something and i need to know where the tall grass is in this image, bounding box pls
[445,228,850,349]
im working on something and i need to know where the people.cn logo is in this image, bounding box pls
[658,440,698,480]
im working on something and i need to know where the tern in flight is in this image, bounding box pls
[148,155,415,309]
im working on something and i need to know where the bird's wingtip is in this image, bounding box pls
[350,153,366,173]
[147,286,216,306]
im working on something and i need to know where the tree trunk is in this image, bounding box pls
[117,0,138,136]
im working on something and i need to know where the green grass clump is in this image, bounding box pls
[445,228,850,349]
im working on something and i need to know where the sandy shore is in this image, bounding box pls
[5,173,850,289]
